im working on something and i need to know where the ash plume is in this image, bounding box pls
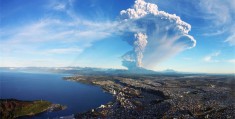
[134,32,148,67]
[119,0,196,70]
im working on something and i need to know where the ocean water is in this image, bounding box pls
[0,71,113,118]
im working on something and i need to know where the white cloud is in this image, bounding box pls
[1,0,197,69]
[0,57,70,67]
[225,27,235,46]
[119,0,196,69]
[202,29,226,36]
[203,51,220,62]
[0,18,116,57]
[0,0,200,69]
[50,0,74,11]
[227,59,235,64]
[53,3,66,10]
[43,47,83,54]
[199,0,232,25]
[0,0,119,67]
[199,0,235,46]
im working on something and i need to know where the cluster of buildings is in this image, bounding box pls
[65,75,234,118]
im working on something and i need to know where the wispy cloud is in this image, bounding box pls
[0,16,116,56]
[202,29,226,36]
[49,0,74,11]
[199,0,232,25]
[53,3,66,10]
[203,51,220,62]
[43,47,83,54]
[224,27,235,46]
[227,59,235,64]
[199,0,235,45]
[0,0,120,67]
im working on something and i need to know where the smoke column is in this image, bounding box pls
[134,32,147,67]
[119,0,196,70]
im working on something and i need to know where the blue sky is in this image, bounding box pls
[0,0,235,74]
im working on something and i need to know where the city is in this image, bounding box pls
[64,74,235,118]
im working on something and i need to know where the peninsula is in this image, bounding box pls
[0,99,66,119]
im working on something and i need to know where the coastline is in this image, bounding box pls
[64,75,235,118]
[0,99,66,119]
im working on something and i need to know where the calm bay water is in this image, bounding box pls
[0,71,113,118]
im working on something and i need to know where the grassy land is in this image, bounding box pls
[0,99,52,119]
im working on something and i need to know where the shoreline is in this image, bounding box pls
[0,99,67,119]
[64,75,235,118]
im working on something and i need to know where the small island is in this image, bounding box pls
[0,99,66,119]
